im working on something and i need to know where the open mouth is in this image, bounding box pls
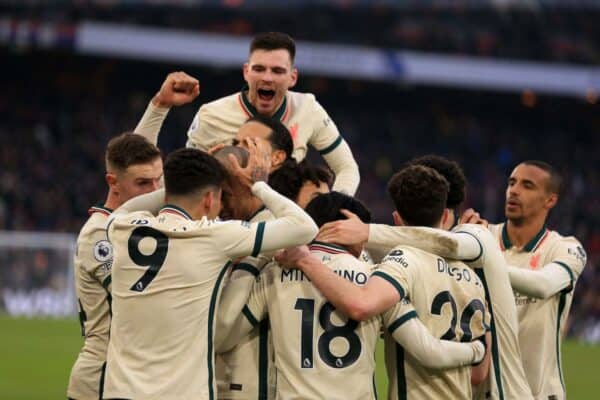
[257,89,275,102]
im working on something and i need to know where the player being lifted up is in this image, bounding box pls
[135,32,360,194]
[67,133,163,400]
[277,165,491,399]
[102,146,318,400]
[219,191,487,400]
[489,161,586,400]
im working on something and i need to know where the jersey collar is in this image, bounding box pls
[159,204,193,220]
[309,240,351,255]
[239,85,288,122]
[88,204,113,217]
[501,222,549,252]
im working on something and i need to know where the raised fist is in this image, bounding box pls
[152,71,200,108]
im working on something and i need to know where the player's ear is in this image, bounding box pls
[440,208,450,229]
[106,173,118,191]
[392,211,403,226]
[545,193,558,210]
[289,67,298,89]
[271,149,287,169]
[243,63,250,82]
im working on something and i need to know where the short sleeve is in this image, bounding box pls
[370,247,420,301]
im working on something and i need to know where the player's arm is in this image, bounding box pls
[134,71,200,145]
[218,180,317,260]
[318,211,482,260]
[509,237,587,299]
[382,304,486,369]
[471,331,492,385]
[112,188,165,217]
[277,246,406,321]
[217,268,269,352]
[309,101,360,195]
[222,141,317,259]
[214,255,268,351]
[507,264,572,299]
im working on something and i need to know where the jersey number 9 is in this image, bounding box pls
[128,226,169,292]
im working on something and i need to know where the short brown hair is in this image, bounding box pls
[164,148,226,197]
[105,132,161,172]
[407,154,466,209]
[521,160,562,195]
[387,165,449,227]
[250,32,296,63]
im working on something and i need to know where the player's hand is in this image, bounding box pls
[228,137,272,188]
[152,71,200,108]
[275,245,312,269]
[207,143,226,155]
[459,208,489,227]
[317,209,369,245]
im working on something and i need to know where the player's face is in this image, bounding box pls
[114,158,163,204]
[296,180,330,209]
[505,164,556,224]
[235,121,286,169]
[243,49,298,116]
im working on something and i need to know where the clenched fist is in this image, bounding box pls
[152,71,200,108]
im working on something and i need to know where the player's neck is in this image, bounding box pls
[104,192,121,211]
[506,216,546,249]
[245,198,265,221]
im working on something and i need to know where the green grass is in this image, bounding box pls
[0,316,597,399]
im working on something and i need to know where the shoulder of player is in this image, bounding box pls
[544,229,581,246]
[287,90,324,110]
[382,245,432,263]
[485,222,503,238]
[77,211,112,246]
[198,92,245,120]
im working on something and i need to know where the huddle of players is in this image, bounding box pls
[66,32,587,400]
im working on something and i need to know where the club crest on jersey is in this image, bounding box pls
[529,253,540,269]
[93,240,113,262]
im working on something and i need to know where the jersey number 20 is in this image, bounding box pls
[294,298,361,369]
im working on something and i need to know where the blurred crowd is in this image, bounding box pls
[0,50,597,340]
[4,5,600,64]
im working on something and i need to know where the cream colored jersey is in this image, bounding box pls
[186,89,359,194]
[103,184,317,400]
[216,207,276,400]
[367,223,532,400]
[489,223,587,400]
[374,245,487,400]
[244,242,382,400]
[67,205,114,400]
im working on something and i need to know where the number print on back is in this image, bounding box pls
[128,226,169,292]
[294,298,362,369]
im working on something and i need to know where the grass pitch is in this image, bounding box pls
[0,316,597,399]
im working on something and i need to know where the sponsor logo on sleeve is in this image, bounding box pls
[568,246,587,264]
[383,249,409,268]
